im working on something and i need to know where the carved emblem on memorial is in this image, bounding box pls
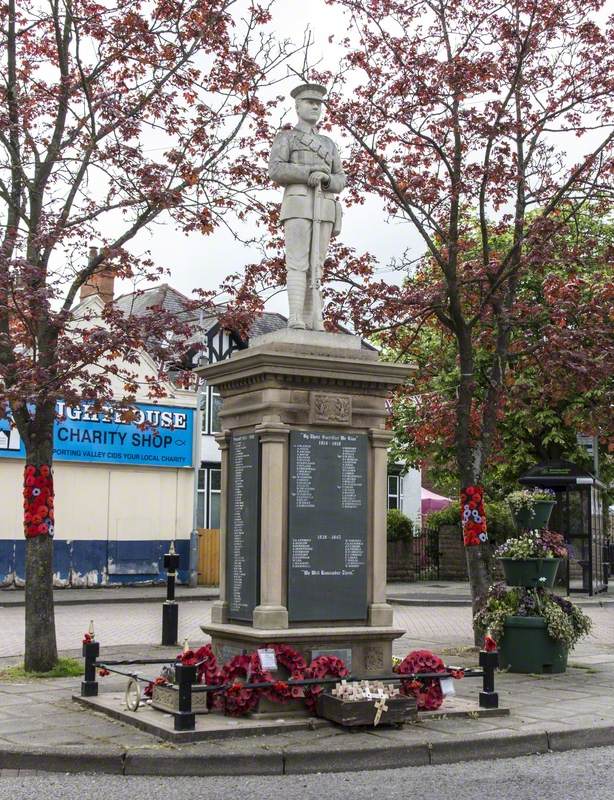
[364,646,385,672]
[310,392,352,425]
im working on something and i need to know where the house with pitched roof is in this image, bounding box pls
[0,272,421,587]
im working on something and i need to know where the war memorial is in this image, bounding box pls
[73,83,500,739]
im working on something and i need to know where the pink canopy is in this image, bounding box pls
[421,488,453,515]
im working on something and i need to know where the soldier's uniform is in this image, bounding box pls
[268,84,346,329]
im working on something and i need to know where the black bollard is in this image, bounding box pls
[162,542,180,646]
[173,661,196,731]
[478,649,499,708]
[81,635,100,697]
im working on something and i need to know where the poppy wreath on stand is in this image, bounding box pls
[23,465,55,538]
[220,653,267,716]
[460,485,488,546]
[395,649,462,711]
[260,643,307,703]
[178,644,222,709]
[303,655,349,712]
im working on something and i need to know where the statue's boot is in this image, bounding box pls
[303,268,325,331]
[287,269,307,329]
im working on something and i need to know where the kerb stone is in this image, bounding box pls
[429,732,549,764]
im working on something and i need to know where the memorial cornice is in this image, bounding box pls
[197,347,414,393]
[202,622,405,642]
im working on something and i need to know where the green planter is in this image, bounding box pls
[499,557,561,588]
[499,616,568,674]
[510,500,556,530]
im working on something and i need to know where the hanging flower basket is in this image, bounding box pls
[499,557,561,588]
[510,501,556,530]
[506,488,556,530]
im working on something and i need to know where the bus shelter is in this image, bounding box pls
[519,460,609,596]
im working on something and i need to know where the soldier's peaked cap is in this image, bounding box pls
[290,83,327,102]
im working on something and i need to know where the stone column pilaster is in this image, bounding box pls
[210,430,230,624]
[252,423,290,629]
[368,428,394,626]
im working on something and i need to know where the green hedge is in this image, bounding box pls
[426,500,515,540]
[387,508,414,541]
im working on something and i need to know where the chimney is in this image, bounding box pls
[80,246,115,304]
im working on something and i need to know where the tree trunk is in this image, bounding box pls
[455,332,493,641]
[24,532,58,671]
[465,543,492,644]
[23,416,58,672]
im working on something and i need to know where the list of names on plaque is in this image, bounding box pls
[227,433,260,622]
[288,430,368,621]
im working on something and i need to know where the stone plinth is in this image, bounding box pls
[196,331,413,676]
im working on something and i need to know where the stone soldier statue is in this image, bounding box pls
[268,83,346,330]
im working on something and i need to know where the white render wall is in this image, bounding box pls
[401,466,422,527]
[201,433,221,463]
[0,458,195,584]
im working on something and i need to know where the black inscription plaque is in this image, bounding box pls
[227,433,260,622]
[288,430,368,621]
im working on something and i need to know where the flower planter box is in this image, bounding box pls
[499,616,568,674]
[316,692,417,727]
[499,557,561,588]
[510,500,555,530]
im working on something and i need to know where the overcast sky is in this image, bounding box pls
[118,0,610,313]
[121,0,420,313]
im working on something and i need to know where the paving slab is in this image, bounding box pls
[0,597,612,775]
[74,692,330,743]
[74,689,507,744]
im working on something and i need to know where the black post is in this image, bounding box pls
[478,649,499,709]
[162,542,180,646]
[174,661,196,731]
[81,639,100,697]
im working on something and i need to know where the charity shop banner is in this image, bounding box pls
[0,401,194,468]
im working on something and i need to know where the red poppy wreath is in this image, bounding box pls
[303,655,349,712]
[395,649,463,711]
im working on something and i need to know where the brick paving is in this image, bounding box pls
[2,595,613,660]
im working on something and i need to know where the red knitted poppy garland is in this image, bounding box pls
[23,465,55,538]
[460,485,487,546]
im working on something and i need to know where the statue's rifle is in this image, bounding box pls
[309,178,324,331]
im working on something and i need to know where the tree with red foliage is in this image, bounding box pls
[0,0,298,670]
[318,0,614,623]
[388,208,614,498]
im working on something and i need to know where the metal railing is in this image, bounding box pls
[81,637,498,732]
[413,524,441,581]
